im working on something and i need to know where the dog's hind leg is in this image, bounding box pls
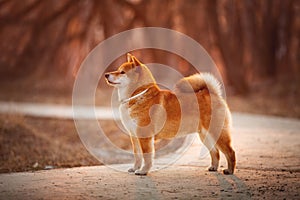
[217,134,236,175]
[128,136,142,173]
[218,145,235,174]
[208,148,220,171]
[215,128,236,174]
[135,137,154,175]
[198,130,220,172]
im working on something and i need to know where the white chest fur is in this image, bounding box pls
[119,103,137,136]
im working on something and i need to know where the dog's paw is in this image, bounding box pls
[208,166,218,172]
[223,169,233,175]
[134,169,148,176]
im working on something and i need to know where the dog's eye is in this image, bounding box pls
[120,71,126,74]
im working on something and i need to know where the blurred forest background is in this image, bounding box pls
[0,0,300,173]
[0,0,299,116]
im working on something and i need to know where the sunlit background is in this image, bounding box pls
[0,0,299,115]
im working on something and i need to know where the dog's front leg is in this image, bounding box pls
[135,137,154,176]
[128,136,142,173]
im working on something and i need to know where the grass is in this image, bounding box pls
[0,115,100,173]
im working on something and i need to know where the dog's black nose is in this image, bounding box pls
[105,73,109,79]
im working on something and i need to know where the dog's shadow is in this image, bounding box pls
[213,172,252,199]
[132,171,252,200]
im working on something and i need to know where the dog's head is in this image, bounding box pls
[105,53,154,88]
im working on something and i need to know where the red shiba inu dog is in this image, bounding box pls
[105,53,235,175]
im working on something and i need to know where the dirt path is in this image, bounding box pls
[0,101,114,119]
[0,104,299,199]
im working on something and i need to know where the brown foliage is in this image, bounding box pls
[0,0,298,93]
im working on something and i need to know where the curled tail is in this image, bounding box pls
[175,73,222,96]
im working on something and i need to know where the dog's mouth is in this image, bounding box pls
[107,79,120,85]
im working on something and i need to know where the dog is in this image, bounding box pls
[105,53,235,175]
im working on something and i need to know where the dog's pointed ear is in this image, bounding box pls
[127,53,133,62]
[131,56,143,67]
